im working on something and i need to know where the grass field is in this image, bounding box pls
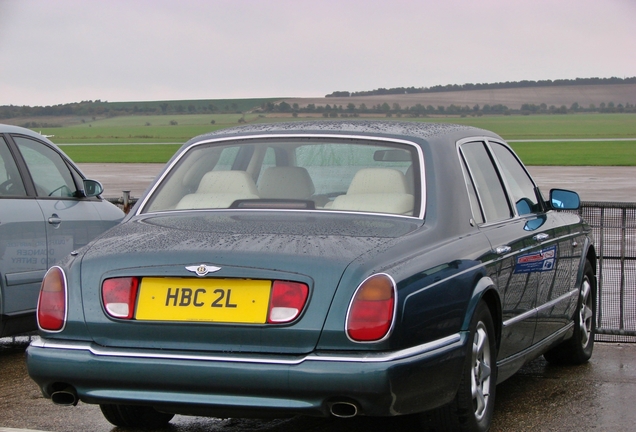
[47,113,262,143]
[509,141,636,165]
[40,113,636,165]
[60,144,182,163]
[411,114,636,139]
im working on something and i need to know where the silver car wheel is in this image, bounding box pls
[579,277,594,348]
[471,322,492,422]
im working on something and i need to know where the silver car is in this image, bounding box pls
[0,124,124,337]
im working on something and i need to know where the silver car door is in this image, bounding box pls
[12,136,105,266]
[0,136,47,333]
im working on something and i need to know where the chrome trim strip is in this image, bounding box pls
[30,333,461,365]
[503,289,578,327]
[404,262,484,301]
[136,133,426,219]
[535,289,578,313]
[485,229,581,260]
[503,308,537,327]
[138,207,423,221]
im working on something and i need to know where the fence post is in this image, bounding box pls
[122,191,131,213]
[620,207,626,332]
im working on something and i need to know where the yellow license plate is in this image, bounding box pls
[135,278,271,323]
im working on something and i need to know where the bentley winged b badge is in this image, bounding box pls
[185,264,221,277]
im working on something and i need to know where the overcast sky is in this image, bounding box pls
[1,0,634,107]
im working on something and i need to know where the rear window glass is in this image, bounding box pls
[142,137,422,217]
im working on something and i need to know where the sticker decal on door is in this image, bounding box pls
[514,245,556,274]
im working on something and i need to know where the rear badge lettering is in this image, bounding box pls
[165,287,237,308]
[211,288,237,308]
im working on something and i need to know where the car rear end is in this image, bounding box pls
[27,211,467,418]
[27,124,473,420]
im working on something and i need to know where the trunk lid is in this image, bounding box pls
[79,211,420,354]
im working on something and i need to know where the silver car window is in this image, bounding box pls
[14,137,77,198]
[0,136,27,197]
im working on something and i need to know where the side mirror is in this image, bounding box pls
[550,189,580,210]
[82,179,104,197]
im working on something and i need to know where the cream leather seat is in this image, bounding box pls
[175,171,259,209]
[330,168,414,215]
[258,167,315,199]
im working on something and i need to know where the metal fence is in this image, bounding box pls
[577,202,636,342]
[106,195,636,342]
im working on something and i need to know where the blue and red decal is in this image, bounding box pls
[514,245,556,273]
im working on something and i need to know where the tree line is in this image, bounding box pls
[325,76,636,98]
[3,77,634,122]
[0,98,274,121]
[260,101,636,117]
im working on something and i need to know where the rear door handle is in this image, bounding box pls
[48,214,62,225]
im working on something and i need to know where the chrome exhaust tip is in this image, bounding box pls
[329,401,358,418]
[51,386,78,406]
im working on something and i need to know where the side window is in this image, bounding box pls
[460,158,485,224]
[490,143,539,215]
[461,142,511,223]
[13,136,78,198]
[0,137,27,197]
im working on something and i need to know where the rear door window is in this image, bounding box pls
[13,136,78,198]
[0,137,27,197]
[460,141,511,223]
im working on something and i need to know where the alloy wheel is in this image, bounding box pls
[579,278,594,347]
[471,322,492,421]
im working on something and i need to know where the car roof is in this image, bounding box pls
[0,123,85,176]
[0,123,56,142]
[188,120,502,145]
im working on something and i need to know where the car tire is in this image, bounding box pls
[421,301,497,432]
[99,403,175,428]
[544,260,596,365]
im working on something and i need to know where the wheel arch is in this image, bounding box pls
[462,276,502,352]
[576,240,598,290]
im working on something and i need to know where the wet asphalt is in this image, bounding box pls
[1,337,635,432]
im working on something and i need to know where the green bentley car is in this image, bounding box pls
[27,121,596,431]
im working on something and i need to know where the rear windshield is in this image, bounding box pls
[141,137,422,217]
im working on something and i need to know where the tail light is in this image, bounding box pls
[267,281,309,323]
[37,266,68,332]
[102,277,139,319]
[346,273,396,342]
